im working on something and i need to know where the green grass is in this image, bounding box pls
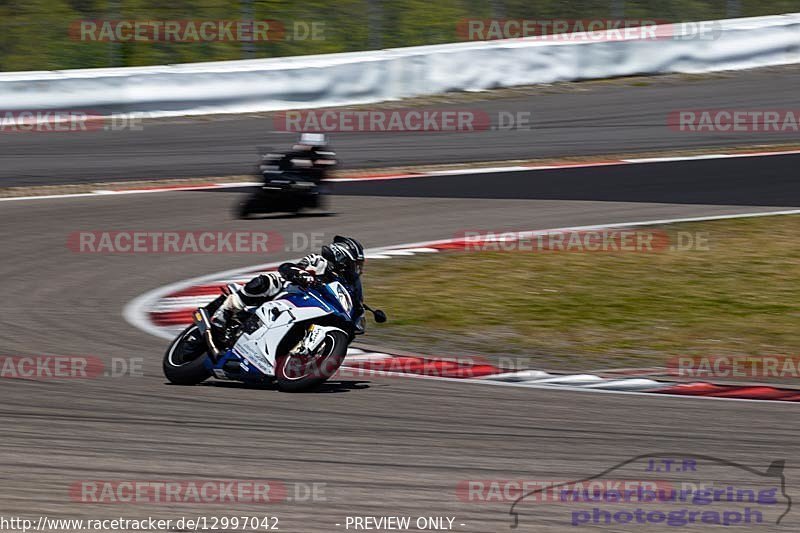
[362,215,800,370]
[1,0,798,71]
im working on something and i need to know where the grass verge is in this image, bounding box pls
[362,215,800,371]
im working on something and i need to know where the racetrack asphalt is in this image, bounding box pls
[2,153,799,532]
[3,65,800,187]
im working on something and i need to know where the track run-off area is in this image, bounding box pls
[2,149,799,531]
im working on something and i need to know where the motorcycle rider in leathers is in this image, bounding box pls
[210,236,365,337]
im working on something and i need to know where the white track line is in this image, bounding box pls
[6,149,800,203]
[369,209,800,254]
[0,182,258,203]
[581,378,664,390]
[125,207,800,340]
[523,374,606,385]
[332,366,800,405]
[120,180,800,403]
[480,370,552,381]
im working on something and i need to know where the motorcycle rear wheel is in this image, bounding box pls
[275,329,348,392]
[163,325,212,385]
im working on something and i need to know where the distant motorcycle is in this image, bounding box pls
[237,133,336,218]
[163,278,386,392]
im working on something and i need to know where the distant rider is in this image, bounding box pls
[262,133,336,183]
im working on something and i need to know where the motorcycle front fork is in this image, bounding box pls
[289,325,325,357]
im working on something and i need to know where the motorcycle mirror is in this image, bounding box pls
[373,309,387,323]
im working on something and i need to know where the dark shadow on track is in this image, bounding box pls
[332,154,800,207]
[311,380,371,393]
[238,212,337,220]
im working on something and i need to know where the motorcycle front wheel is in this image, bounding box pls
[275,329,348,392]
[163,325,212,385]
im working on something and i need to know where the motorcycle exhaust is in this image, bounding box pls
[193,308,221,360]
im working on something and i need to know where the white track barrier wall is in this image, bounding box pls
[1,14,799,117]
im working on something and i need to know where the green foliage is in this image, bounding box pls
[0,0,793,72]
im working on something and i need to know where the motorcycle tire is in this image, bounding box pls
[163,325,212,385]
[275,329,348,392]
[237,200,254,218]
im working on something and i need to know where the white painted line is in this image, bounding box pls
[521,374,605,385]
[622,154,730,163]
[92,182,258,194]
[524,161,621,170]
[7,148,800,203]
[373,209,800,253]
[624,148,800,163]
[127,207,800,341]
[429,166,533,175]
[0,181,258,203]
[0,192,107,202]
[480,370,551,382]
[341,367,800,405]
[211,181,259,188]
[581,378,664,390]
[124,205,800,404]
[325,174,420,182]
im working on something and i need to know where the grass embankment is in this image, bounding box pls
[1,1,795,71]
[362,216,800,370]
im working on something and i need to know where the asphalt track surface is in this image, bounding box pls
[2,154,800,532]
[3,66,800,187]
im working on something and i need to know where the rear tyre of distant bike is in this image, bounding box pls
[275,329,348,392]
[237,198,261,218]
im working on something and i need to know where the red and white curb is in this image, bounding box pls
[339,351,800,402]
[5,147,800,202]
[125,211,800,403]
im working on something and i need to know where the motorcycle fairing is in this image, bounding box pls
[232,296,333,377]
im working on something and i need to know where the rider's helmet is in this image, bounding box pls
[321,236,365,279]
[293,133,328,152]
[333,236,365,274]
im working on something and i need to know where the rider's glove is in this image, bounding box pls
[294,271,315,287]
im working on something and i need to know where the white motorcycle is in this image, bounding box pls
[163,279,386,392]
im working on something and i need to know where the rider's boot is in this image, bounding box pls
[211,309,238,349]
